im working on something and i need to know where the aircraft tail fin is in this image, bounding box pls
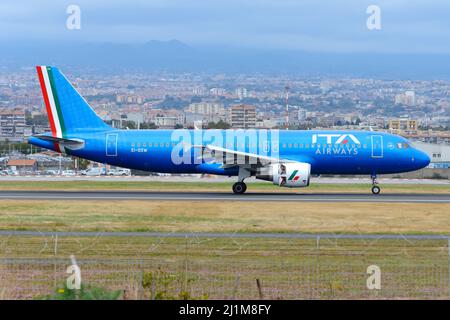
[36,66,112,138]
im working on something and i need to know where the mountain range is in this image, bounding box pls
[1,40,449,79]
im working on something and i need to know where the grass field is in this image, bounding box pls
[0,200,449,234]
[0,180,448,193]
[0,181,448,234]
[0,235,448,299]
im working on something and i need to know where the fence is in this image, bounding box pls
[0,235,449,299]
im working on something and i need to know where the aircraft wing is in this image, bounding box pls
[193,144,293,168]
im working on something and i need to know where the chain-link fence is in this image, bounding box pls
[0,235,449,299]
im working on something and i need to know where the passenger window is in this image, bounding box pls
[397,143,409,149]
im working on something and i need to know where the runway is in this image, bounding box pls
[0,190,449,203]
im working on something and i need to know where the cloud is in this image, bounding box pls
[0,0,449,53]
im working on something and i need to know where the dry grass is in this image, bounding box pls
[0,236,447,299]
[0,200,449,234]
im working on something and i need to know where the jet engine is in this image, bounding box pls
[256,163,311,187]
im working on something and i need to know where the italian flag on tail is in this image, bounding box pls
[36,66,66,139]
[36,66,65,152]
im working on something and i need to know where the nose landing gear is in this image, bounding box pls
[371,174,381,194]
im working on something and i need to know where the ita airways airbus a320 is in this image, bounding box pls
[28,66,431,194]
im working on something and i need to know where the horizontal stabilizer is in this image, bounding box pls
[32,135,85,150]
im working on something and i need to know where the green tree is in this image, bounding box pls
[77,158,90,170]
[121,120,136,129]
[207,120,230,129]
[139,122,158,129]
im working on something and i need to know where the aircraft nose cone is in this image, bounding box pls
[415,150,430,169]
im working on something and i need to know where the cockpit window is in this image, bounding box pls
[396,142,410,149]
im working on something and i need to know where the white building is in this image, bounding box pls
[187,102,225,115]
[154,116,178,129]
[394,90,416,106]
[412,142,450,167]
[235,87,248,99]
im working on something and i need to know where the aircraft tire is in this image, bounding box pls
[232,182,246,194]
[371,185,381,195]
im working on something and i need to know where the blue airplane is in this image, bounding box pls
[28,66,430,194]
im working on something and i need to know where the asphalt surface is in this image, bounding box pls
[0,190,449,203]
[0,230,448,240]
[1,175,449,185]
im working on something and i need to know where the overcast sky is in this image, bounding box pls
[1,0,449,53]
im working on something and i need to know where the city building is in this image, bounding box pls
[7,159,37,173]
[187,102,225,115]
[412,141,450,169]
[255,119,277,129]
[154,116,179,129]
[209,88,226,97]
[389,119,418,131]
[235,87,248,99]
[127,112,145,126]
[229,104,256,129]
[116,94,144,105]
[0,111,28,142]
[404,130,450,145]
[192,86,208,96]
[394,90,416,106]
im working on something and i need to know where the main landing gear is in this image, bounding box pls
[371,174,381,195]
[232,182,247,194]
[232,168,251,194]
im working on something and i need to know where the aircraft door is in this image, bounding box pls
[371,135,383,158]
[106,133,118,156]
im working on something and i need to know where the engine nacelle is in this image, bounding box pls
[256,163,311,187]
